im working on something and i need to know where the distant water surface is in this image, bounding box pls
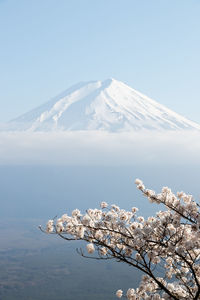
[0,165,199,299]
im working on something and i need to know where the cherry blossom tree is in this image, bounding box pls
[41,179,200,300]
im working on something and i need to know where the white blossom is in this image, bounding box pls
[61,214,69,222]
[43,178,200,300]
[86,243,95,254]
[99,247,108,256]
[131,207,138,213]
[72,209,81,217]
[46,219,54,233]
[56,221,64,232]
[135,178,143,185]
[126,288,136,300]
[137,216,144,223]
[116,289,123,298]
[100,201,108,208]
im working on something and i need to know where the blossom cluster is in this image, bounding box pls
[45,179,200,300]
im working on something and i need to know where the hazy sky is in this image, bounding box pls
[0,0,200,123]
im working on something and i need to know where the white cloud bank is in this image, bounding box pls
[0,130,200,165]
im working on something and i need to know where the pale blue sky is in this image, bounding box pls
[0,0,200,123]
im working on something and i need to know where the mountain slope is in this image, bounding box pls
[9,78,200,131]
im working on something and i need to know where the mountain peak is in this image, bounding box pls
[6,79,200,132]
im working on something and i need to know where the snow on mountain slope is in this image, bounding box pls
[8,78,200,131]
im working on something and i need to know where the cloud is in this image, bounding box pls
[0,130,200,166]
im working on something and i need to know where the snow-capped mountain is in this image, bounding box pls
[7,78,200,131]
